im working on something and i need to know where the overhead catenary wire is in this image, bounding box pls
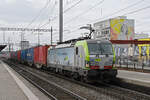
[24,0,149,44]
[64,0,146,34]
[25,0,81,30]
[64,0,105,25]
[66,3,150,41]
[25,0,57,37]
[93,0,145,22]
[38,0,72,29]
[39,21,50,29]
[25,0,51,29]
[63,0,84,13]
[38,0,58,27]
[62,0,105,40]
[123,5,150,15]
[23,0,52,39]
[47,0,84,23]
[48,0,104,24]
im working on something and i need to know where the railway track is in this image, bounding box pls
[5,60,150,100]
[5,61,86,100]
[40,66,150,100]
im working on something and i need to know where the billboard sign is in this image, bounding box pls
[110,19,134,40]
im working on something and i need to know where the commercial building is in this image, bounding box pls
[93,16,135,40]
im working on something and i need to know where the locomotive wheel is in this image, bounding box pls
[80,76,90,83]
[36,64,42,69]
[55,68,59,73]
[103,79,111,83]
[28,63,33,67]
[80,76,85,82]
[73,73,80,80]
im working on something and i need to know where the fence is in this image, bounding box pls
[115,55,150,71]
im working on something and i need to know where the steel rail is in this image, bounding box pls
[5,59,150,100]
[5,61,87,100]
[5,62,58,100]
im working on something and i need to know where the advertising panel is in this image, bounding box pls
[110,19,134,40]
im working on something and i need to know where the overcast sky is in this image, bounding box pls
[0,0,150,50]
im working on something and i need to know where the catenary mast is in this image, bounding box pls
[59,0,63,43]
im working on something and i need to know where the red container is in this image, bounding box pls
[34,45,50,68]
[17,50,21,61]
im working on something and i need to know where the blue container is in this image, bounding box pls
[21,49,27,62]
[26,48,34,63]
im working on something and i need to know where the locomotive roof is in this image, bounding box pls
[54,39,111,49]
[55,43,73,48]
[86,39,111,44]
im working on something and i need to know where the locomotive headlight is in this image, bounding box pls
[86,63,89,67]
[86,61,90,67]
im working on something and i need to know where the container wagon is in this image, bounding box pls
[17,50,21,61]
[26,48,34,66]
[21,49,27,64]
[34,45,50,68]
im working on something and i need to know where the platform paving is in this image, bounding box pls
[0,60,50,100]
[0,60,29,100]
[117,70,150,87]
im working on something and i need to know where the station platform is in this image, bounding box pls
[117,70,150,87]
[0,60,50,100]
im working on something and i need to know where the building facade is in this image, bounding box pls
[93,16,135,40]
[20,41,29,50]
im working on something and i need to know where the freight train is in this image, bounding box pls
[8,39,117,82]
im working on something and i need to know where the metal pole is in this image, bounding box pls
[22,31,24,41]
[21,32,22,42]
[51,26,53,45]
[9,44,11,52]
[38,31,40,46]
[89,24,92,39]
[21,31,25,41]
[3,31,5,44]
[59,0,63,43]
[20,32,23,50]
[12,43,13,51]
[7,37,10,52]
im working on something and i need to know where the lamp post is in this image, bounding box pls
[51,26,53,45]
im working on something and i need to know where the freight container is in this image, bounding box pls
[17,50,21,61]
[21,49,27,63]
[14,51,18,61]
[11,51,16,60]
[34,45,50,68]
[26,48,34,66]
[10,51,15,60]
[10,52,13,59]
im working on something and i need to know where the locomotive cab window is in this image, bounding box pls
[88,43,113,55]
